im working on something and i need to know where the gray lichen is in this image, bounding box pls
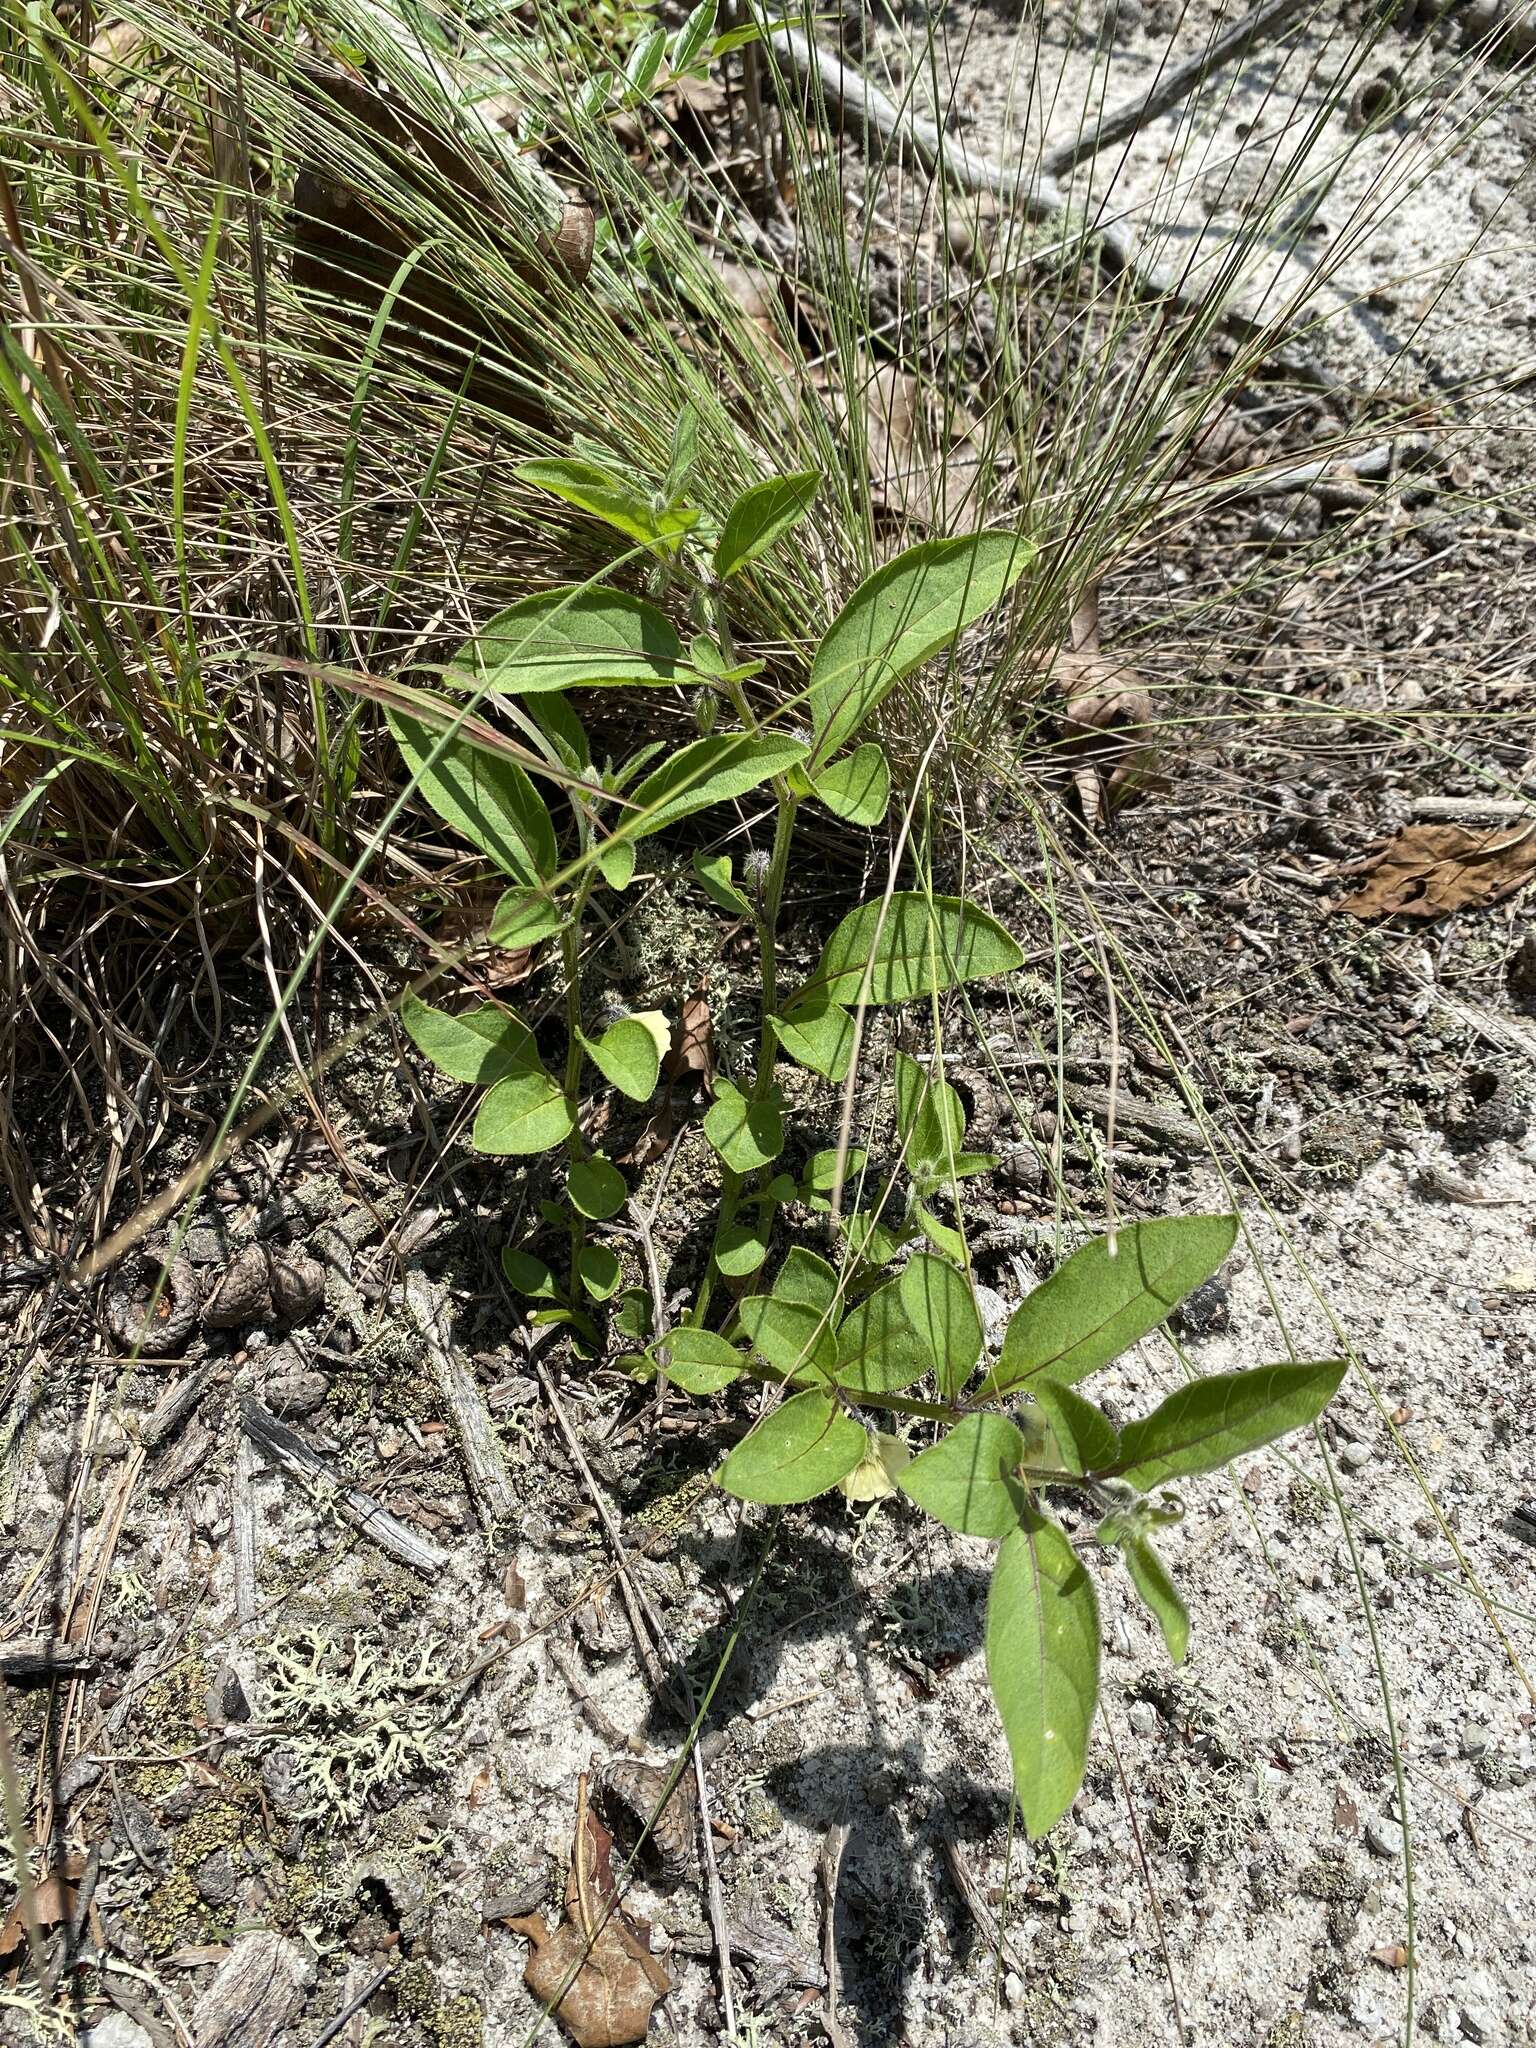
[260,1627,449,1822]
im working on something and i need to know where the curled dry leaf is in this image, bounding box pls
[0,1856,83,1961]
[1052,649,1158,828]
[513,1785,670,2047]
[843,360,988,534]
[805,354,987,536]
[666,995,715,1090]
[1334,822,1536,921]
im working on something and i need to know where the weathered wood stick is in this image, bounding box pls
[240,1395,449,1575]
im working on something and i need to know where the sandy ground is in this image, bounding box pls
[4,6,1535,2047]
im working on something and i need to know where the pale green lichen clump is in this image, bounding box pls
[263,1628,449,1821]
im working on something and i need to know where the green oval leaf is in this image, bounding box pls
[740,1294,838,1380]
[774,1246,839,1312]
[488,890,565,949]
[808,532,1034,766]
[913,1204,966,1262]
[1028,1382,1120,1476]
[472,1070,574,1155]
[717,1389,865,1504]
[656,1327,743,1395]
[987,1513,1101,1839]
[799,893,1023,1007]
[1108,1360,1347,1491]
[586,1013,667,1101]
[703,1080,783,1171]
[715,1219,770,1277]
[626,734,807,838]
[501,1247,558,1300]
[894,1050,966,1179]
[624,21,668,96]
[772,998,855,1082]
[669,0,717,71]
[577,1243,623,1300]
[898,1254,981,1399]
[832,1282,928,1393]
[453,589,684,695]
[401,991,536,1086]
[516,457,697,552]
[388,711,557,882]
[569,1155,627,1221]
[979,1216,1240,1400]
[713,469,820,581]
[811,743,889,827]
[692,850,753,918]
[1122,1534,1189,1664]
[595,837,636,890]
[898,1414,1029,1539]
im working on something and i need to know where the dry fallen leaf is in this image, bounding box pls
[1043,583,1159,827]
[518,1913,670,2048]
[1332,1785,1359,1838]
[1334,822,1536,921]
[514,1783,670,2047]
[0,1856,83,1961]
[665,995,714,1089]
[0,1867,72,1957]
[812,357,987,536]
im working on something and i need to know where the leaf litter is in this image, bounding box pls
[1333,820,1536,919]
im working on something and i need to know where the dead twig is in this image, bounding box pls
[306,1962,394,2048]
[817,1822,852,2048]
[0,1639,98,1684]
[140,1362,219,1454]
[943,1839,1033,1982]
[766,26,1271,334]
[1214,440,1395,502]
[1410,794,1535,823]
[533,1355,738,2036]
[239,1396,449,1574]
[403,1270,516,1527]
[1043,0,1308,180]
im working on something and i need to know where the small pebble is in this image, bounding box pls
[1460,1721,1492,1760]
[1127,1700,1158,1738]
[1339,1440,1372,1472]
[1365,1819,1398,1858]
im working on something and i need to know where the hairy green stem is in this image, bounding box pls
[561,873,594,1291]
[690,586,802,1326]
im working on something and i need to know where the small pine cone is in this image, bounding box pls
[105,1252,201,1355]
[268,1249,326,1322]
[201,1244,273,1329]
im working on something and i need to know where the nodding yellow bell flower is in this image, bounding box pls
[837,1428,911,1504]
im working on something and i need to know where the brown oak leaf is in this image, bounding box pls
[1334,822,1536,920]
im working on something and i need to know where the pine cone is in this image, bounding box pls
[201,1244,273,1329]
[269,1249,326,1322]
[105,1252,201,1355]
